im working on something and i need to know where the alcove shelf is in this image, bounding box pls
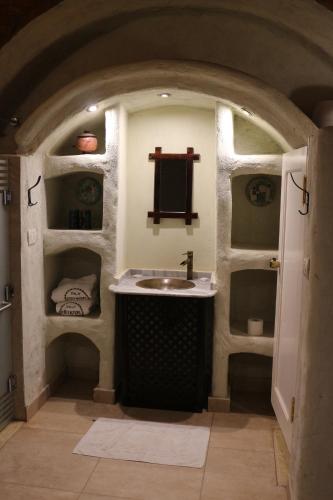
[231,174,281,250]
[51,112,106,156]
[228,352,274,415]
[44,247,102,317]
[230,269,277,338]
[45,172,104,230]
[46,333,100,400]
[230,321,275,338]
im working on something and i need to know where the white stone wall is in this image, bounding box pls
[212,105,282,400]
[20,107,124,406]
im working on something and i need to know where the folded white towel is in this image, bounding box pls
[51,274,97,303]
[56,299,96,316]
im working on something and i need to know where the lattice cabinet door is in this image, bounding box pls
[115,294,213,412]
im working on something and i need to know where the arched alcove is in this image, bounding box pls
[45,171,104,230]
[46,332,100,400]
[231,174,282,250]
[44,247,102,316]
[230,270,278,337]
[228,352,273,415]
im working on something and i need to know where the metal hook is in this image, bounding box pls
[28,176,41,207]
[289,172,310,216]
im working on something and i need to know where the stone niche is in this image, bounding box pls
[46,332,100,399]
[230,269,277,337]
[51,112,106,156]
[45,172,104,230]
[44,247,102,316]
[231,174,281,250]
[228,352,274,414]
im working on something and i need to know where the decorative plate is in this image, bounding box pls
[76,177,102,205]
[245,176,275,207]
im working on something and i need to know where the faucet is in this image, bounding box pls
[180,251,194,280]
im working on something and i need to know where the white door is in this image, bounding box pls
[0,158,13,431]
[272,146,307,450]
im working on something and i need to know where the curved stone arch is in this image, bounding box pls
[16,60,316,154]
[45,330,102,352]
[44,239,106,259]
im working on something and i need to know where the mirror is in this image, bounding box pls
[147,147,200,225]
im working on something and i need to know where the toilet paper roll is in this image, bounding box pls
[247,318,264,336]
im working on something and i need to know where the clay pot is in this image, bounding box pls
[76,131,98,153]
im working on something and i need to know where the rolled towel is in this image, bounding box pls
[51,274,97,303]
[56,299,96,316]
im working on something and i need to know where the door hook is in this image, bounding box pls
[289,173,310,215]
[27,175,41,207]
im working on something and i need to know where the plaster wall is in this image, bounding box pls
[125,106,216,271]
[19,107,123,408]
[20,154,45,406]
[45,336,65,389]
[115,105,128,274]
[233,115,284,155]
[290,128,333,500]
[212,105,283,403]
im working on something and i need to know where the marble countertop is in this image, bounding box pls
[109,269,217,298]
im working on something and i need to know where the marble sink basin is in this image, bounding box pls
[109,269,217,297]
[136,277,195,291]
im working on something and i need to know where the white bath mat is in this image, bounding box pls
[73,417,210,468]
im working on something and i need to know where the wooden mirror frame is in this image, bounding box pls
[147,147,200,225]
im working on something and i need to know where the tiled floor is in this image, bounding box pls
[0,398,288,500]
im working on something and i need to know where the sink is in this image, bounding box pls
[136,277,195,290]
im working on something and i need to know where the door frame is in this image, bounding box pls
[271,147,307,449]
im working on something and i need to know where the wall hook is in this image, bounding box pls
[289,172,310,215]
[28,176,41,207]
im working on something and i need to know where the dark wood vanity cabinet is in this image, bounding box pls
[115,294,214,412]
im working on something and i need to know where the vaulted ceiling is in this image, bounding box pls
[0,0,332,48]
[0,0,61,47]
[0,0,332,153]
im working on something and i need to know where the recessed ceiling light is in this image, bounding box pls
[86,104,98,112]
[159,93,171,98]
[240,107,253,117]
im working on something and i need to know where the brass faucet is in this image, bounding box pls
[180,251,194,280]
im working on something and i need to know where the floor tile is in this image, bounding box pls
[54,379,96,400]
[0,482,78,500]
[201,484,287,500]
[26,398,124,434]
[230,391,275,416]
[0,421,23,449]
[213,412,276,431]
[202,446,277,497]
[210,421,273,451]
[273,429,289,486]
[0,427,98,493]
[122,406,213,427]
[84,458,203,500]
[79,494,130,500]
